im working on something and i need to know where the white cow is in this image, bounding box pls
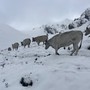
[45,30,83,55]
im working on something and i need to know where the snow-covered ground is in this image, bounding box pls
[0,21,90,90]
[0,28,90,90]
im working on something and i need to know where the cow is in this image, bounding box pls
[32,34,48,45]
[45,30,83,55]
[21,38,31,48]
[85,27,90,36]
[12,42,19,50]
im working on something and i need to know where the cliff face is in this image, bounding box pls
[68,8,90,29]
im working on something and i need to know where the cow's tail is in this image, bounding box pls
[79,33,83,49]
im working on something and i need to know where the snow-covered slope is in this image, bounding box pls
[68,8,90,29]
[0,33,90,90]
[1,8,90,90]
[0,24,30,49]
[22,19,72,36]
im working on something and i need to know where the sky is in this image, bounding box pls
[0,0,90,31]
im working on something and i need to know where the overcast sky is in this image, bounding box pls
[0,0,90,31]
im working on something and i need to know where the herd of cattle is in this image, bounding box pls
[8,34,48,51]
[8,27,90,55]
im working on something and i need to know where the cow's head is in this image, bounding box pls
[32,37,35,42]
[45,40,50,49]
[21,42,23,46]
[85,27,90,36]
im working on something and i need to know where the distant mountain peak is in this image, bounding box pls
[81,8,90,20]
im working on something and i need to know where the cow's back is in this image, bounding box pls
[23,38,31,44]
[48,31,83,48]
[36,35,48,41]
[12,42,19,50]
[33,35,48,43]
[57,31,83,46]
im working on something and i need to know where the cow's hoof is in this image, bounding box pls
[56,53,59,55]
[70,54,73,56]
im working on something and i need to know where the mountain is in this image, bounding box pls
[0,24,29,49]
[68,8,90,29]
[22,8,90,36]
[22,19,72,36]
[1,8,90,90]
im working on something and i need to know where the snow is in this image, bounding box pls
[81,8,90,20]
[0,24,30,50]
[68,8,90,29]
[0,21,90,90]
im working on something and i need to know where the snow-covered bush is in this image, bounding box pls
[68,23,75,29]
[44,25,58,34]
[60,24,67,29]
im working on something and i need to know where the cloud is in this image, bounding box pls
[0,0,90,30]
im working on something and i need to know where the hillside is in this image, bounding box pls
[1,8,90,90]
[68,8,90,29]
[0,30,90,90]
[0,24,29,49]
[22,19,72,36]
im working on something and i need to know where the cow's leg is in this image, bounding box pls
[17,47,18,50]
[74,44,79,55]
[63,47,66,49]
[37,42,40,46]
[55,49,59,55]
[15,48,16,50]
[28,45,30,48]
[43,42,44,45]
[24,45,25,48]
[70,44,76,56]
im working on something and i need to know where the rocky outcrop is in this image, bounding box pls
[68,8,90,29]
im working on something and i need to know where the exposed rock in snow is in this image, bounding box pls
[68,8,90,29]
[20,75,33,87]
[23,19,72,35]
